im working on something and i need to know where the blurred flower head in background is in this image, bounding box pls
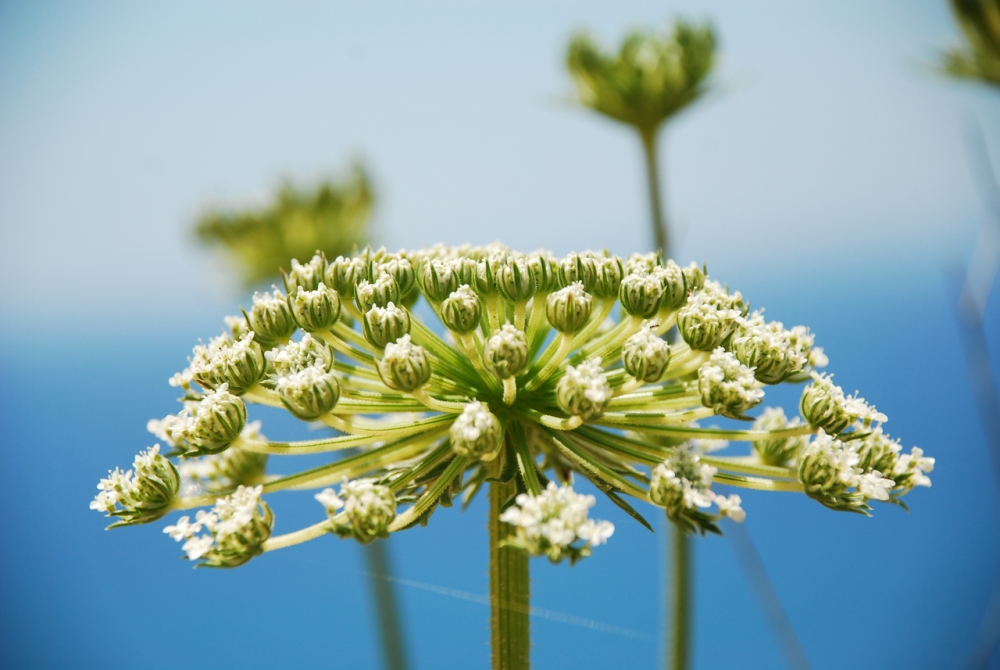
[942,0,1000,88]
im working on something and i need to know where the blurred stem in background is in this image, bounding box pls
[940,3,1000,666]
[566,19,715,259]
[194,165,411,670]
[196,164,373,288]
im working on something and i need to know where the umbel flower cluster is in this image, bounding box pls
[92,244,934,567]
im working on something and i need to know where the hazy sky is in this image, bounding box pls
[0,0,996,324]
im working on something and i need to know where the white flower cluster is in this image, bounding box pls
[266,333,332,376]
[556,358,612,420]
[90,445,179,525]
[450,401,502,459]
[177,422,268,492]
[169,331,263,392]
[650,444,744,531]
[164,485,271,567]
[801,372,887,434]
[677,280,744,350]
[147,384,246,455]
[698,348,765,418]
[315,478,397,543]
[751,407,810,466]
[731,311,818,384]
[499,482,614,564]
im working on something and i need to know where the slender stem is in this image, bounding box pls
[364,541,410,670]
[502,377,517,406]
[641,127,669,258]
[490,478,530,670]
[262,518,331,551]
[669,523,691,670]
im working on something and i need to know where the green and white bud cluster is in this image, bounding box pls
[316,479,397,544]
[164,485,273,567]
[90,445,179,526]
[500,482,615,564]
[95,244,932,572]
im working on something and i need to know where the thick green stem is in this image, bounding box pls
[669,523,691,670]
[490,479,530,670]
[641,127,669,258]
[364,540,410,670]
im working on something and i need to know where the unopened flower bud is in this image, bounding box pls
[681,262,706,293]
[189,332,267,394]
[619,272,664,318]
[441,285,481,334]
[797,432,867,512]
[325,255,368,300]
[453,257,480,287]
[698,348,764,419]
[248,289,297,347]
[546,282,593,333]
[622,324,671,382]
[178,422,269,491]
[148,385,248,456]
[484,325,529,378]
[559,252,599,292]
[318,479,397,544]
[282,253,327,293]
[655,260,688,310]
[276,366,341,420]
[625,252,662,275]
[420,259,460,303]
[363,302,411,348]
[731,312,806,384]
[751,407,808,466]
[800,372,886,435]
[678,281,744,351]
[267,333,334,376]
[90,445,180,526]
[378,335,431,392]
[450,401,502,459]
[356,273,400,312]
[474,256,502,295]
[591,255,624,300]
[650,445,717,521]
[527,252,559,293]
[288,283,341,332]
[376,255,416,296]
[557,358,612,419]
[497,256,535,303]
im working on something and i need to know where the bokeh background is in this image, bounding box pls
[2,1,998,668]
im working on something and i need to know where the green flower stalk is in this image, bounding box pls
[567,20,716,257]
[195,165,373,288]
[941,0,1000,88]
[93,245,933,668]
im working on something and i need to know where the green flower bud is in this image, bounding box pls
[800,372,886,435]
[681,262,706,293]
[649,445,717,522]
[248,289,297,348]
[556,358,612,420]
[178,421,269,491]
[420,258,460,303]
[317,479,397,544]
[731,312,806,384]
[592,255,625,300]
[619,272,664,318]
[655,260,688,310]
[622,324,671,382]
[325,255,368,300]
[546,282,593,334]
[148,385,247,456]
[751,408,808,466]
[677,281,745,351]
[90,445,180,526]
[450,401,502,459]
[378,335,431,392]
[454,257,480,287]
[376,255,416,296]
[484,325,529,378]
[356,272,400,312]
[625,252,662,275]
[527,252,559,292]
[288,283,341,332]
[474,256,502,295]
[363,302,411,348]
[559,252,599,292]
[282,253,327,293]
[497,256,535,303]
[441,285,481,334]
[276,365,341,420]
[698,348,764,419]
[188,332,267,394]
